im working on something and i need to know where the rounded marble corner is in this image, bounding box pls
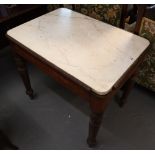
[137,34,150,47]
[143,38,150,46]
[91,86,112,96]
[6,30,11,37]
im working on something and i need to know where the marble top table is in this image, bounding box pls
[6,8,150,147]
[7,8,149,95]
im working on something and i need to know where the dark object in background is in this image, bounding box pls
[126,5,138,24]
[0,5,9,16]
[145,5,155,20]
[0,4,48,49]
[0,130,18,150]
[0,5,18,16]
[126,4,155,24]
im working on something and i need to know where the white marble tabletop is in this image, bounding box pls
[7,8,150,95]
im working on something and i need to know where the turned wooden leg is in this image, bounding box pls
[13,53,34,99]
[87,111,103,147]
[87,94,109,148]
[119,78,135,107]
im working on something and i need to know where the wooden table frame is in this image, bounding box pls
[7,34,150,147]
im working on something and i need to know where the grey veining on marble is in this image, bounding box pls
[7,8,150,95]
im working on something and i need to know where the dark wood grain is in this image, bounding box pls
[118,78,135,107]
[134,5,147,34]
[120,4,128,28]
[87,112,103,147]
[13,52,34,99]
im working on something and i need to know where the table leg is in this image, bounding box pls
[119,78,135,107]
[87,111,103,147]
[87,95,109,147]
[13,53,34,99]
